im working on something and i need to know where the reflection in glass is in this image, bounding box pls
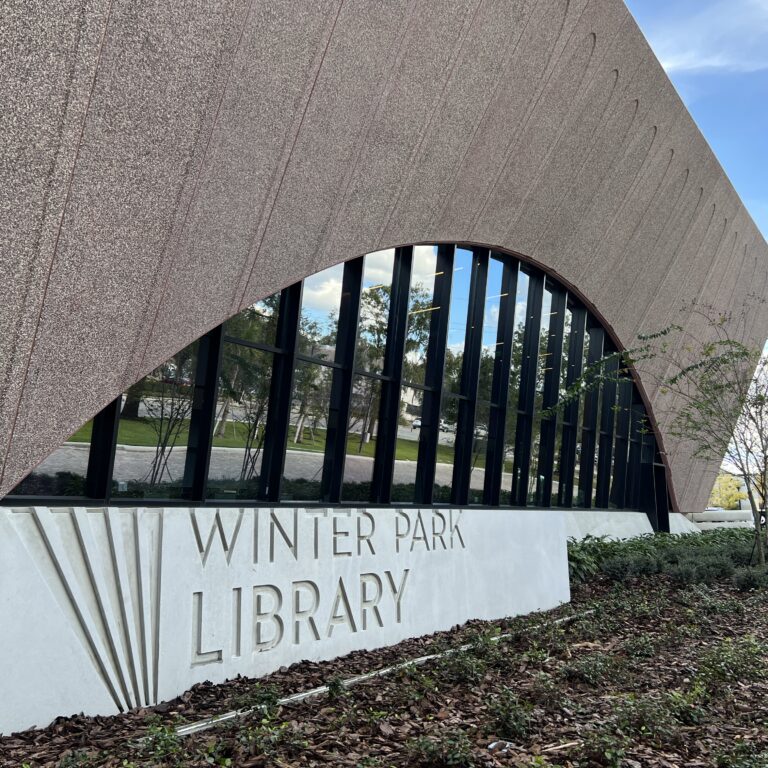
[224,295,280,347]
[469,257,505,503]
[442,248,473,389]
[504,268,529,496]
[342,375,381,500]
[299,263,344,360]
[281,361,332,500]
[356,250,395,375]
[434,392,458,503]
[527,287,553,504]
[403,246,439,386]
[392,386,423,501]
[207,344,273,499]
[112,343,198,498]
[4,244,666,520]
[572,331,590,506]
[551,308,572,505]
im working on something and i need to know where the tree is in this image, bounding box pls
[708,472,747,510]
[143,346,196,487]
[551,301,768,564]
[657,306,766,564]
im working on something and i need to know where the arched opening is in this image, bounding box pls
[4,244,671,530]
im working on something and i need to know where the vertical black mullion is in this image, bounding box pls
[577,324,604,507]
[415,245,455,504]
[452,248,489,504]
[595,351,619,508]
[511,270,544,506]
[258,283,302,502]
[610,378,632,507]
[371,246,413,503]
[182,325,224,502]
[320,258,364,503]
[639,429,657,528]
[484,257,519,505]
[536,285,566,505]
[86,397,121,501]
[557,305,587,507]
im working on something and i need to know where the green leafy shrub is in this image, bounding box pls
[733,567,766,592]
[697,636,767,691]
[663,684,708,725]
[600,555,638,582]
[239,716,308,758]
[142,717,186,764]
[579,726,628,768]
[436,650,488,686]
[562,653,623,688]
[666,561,698,586]
[695,554,735,583]
[407,729,476,767]
[487,688,532,741]
[231,682,281,715]
[620,634,656,659]
[613,695,680,747]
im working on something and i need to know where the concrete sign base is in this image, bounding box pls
[0,506,569,734]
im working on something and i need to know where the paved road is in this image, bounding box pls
[28,442,501,494]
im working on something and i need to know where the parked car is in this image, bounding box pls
[412,418,422,430]
[439,420,456,433]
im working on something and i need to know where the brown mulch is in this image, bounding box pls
[3,579,768,767]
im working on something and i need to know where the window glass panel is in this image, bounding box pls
[434,393,458,503]
[206,343,273,500]
[112,343,198,498]
[591,375,605,507]
[504,268,529,497]
[224,294,280,347]
[527,287,552,504]
[469,256,504,503]
[342,375,381,501]
[392,386,423,501]
[299,263,344,361]
[572,330,590,506]
[281,360,332,501]
[609,379,632,509]
[551,307,572,505]
[468,400,490,504]
[442,248,473,388]
[9,421,93,497]
[356,250,394,376]
[403,246,439,386]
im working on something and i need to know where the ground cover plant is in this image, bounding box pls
[4,529,768,767]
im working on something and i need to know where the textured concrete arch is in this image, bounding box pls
[2,0,767,513]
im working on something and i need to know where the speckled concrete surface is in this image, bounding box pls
[1,0,766,513]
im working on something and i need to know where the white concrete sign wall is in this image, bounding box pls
[0,506,569,734]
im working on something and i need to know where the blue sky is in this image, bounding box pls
[623,0,768,240]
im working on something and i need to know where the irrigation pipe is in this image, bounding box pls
[175,608,595,739]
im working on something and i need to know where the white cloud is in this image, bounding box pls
[362,249,395,288]
[642,0,768,74]
[302,265,344,313]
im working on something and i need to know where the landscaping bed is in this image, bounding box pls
[3,529,768,768]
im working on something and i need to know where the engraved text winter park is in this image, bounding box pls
[189,509,466,665]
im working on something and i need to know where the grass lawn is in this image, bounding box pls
[7,529,768,767]
[69,418,470,466]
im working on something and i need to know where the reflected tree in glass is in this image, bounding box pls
[143,345,196,487]
[217,345,273,483]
